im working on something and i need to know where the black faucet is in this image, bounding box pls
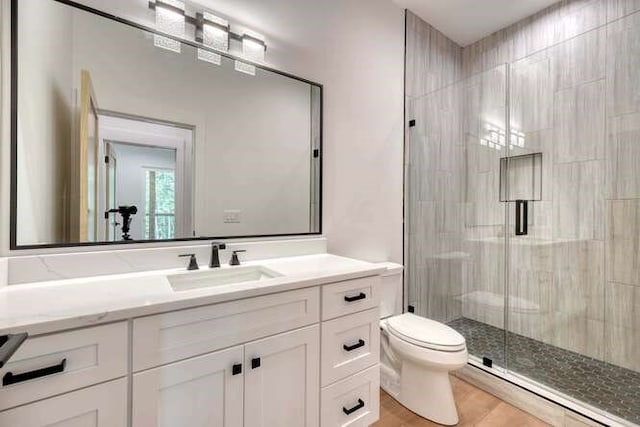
[179,254,199,271]
[210,242,227,268]
[230,250,246,266]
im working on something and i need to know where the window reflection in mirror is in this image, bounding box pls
[145,169,177,241]
[12,0,322,248]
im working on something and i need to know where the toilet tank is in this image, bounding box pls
[376,262,404,319]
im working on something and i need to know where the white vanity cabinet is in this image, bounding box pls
[0,273,382,427]
[132,326,319,427]
[319,275,381,427]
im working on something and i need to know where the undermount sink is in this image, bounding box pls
[168,266,283,292]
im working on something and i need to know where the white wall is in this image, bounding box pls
[15,0,74,244]
[1,0,405,263]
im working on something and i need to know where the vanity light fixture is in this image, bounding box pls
[196,12,229,65]
[152,0,186,53]
[234,33,267,76]
[148,1,268,70]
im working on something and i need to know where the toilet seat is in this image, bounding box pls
[386,313,466,352]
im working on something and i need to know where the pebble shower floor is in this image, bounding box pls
[448,317,640,424]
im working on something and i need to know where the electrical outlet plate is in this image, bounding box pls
[223,210,241,223]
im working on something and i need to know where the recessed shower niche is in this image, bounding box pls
[500,152,542,236]
[499,152,543,203]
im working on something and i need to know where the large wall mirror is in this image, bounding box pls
[10,0,322,249]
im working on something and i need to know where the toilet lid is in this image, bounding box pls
[387,313,466,352]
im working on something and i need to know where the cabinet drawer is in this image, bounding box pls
[322,276,380,321]
[321,308,380,386]
[0,322,128,411]
[133,287,320,371]
[321,364,380,427]
[0,378,127,427]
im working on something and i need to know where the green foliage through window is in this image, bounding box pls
[145,169,176,239]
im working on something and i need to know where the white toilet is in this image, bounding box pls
[377,263,468,426]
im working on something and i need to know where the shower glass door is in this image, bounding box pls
[457,64,509,372]
[406,64,509,373]
[408,13,640,425]
[503,17,640,423]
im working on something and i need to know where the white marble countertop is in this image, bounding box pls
[0,254,386,336]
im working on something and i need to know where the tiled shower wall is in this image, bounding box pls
[405,12,465,323]
[406,0,640,373]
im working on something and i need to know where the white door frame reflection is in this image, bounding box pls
[97,113,194,242]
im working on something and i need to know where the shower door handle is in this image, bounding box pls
[515,200,528,236]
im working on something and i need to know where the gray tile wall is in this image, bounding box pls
[406,0,640,373]
[460,0,640,372]
[405,12,463,99]
[405,12,466,323]
[462,0,608,76]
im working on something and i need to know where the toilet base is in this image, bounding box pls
[398,360,459,425]
[380,359,401,399]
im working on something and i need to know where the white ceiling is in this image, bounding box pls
[393,0,561,46]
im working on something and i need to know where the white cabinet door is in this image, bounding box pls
[244,325,320,427]
[0,379,126,427]
[132,345,244,427]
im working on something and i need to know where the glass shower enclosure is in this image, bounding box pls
[407,36,640,424]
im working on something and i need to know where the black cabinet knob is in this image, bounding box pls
[232,364,242,375]
[251,357,261,369]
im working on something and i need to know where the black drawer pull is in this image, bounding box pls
[3,358,66,386]
[0,333,28,369]
[344,293,366,303]
[251,357,261,369]
[343,339,365,352]
[232,363,242,376]
[343,399,365,415]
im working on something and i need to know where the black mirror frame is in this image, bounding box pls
[9,0,323,250]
